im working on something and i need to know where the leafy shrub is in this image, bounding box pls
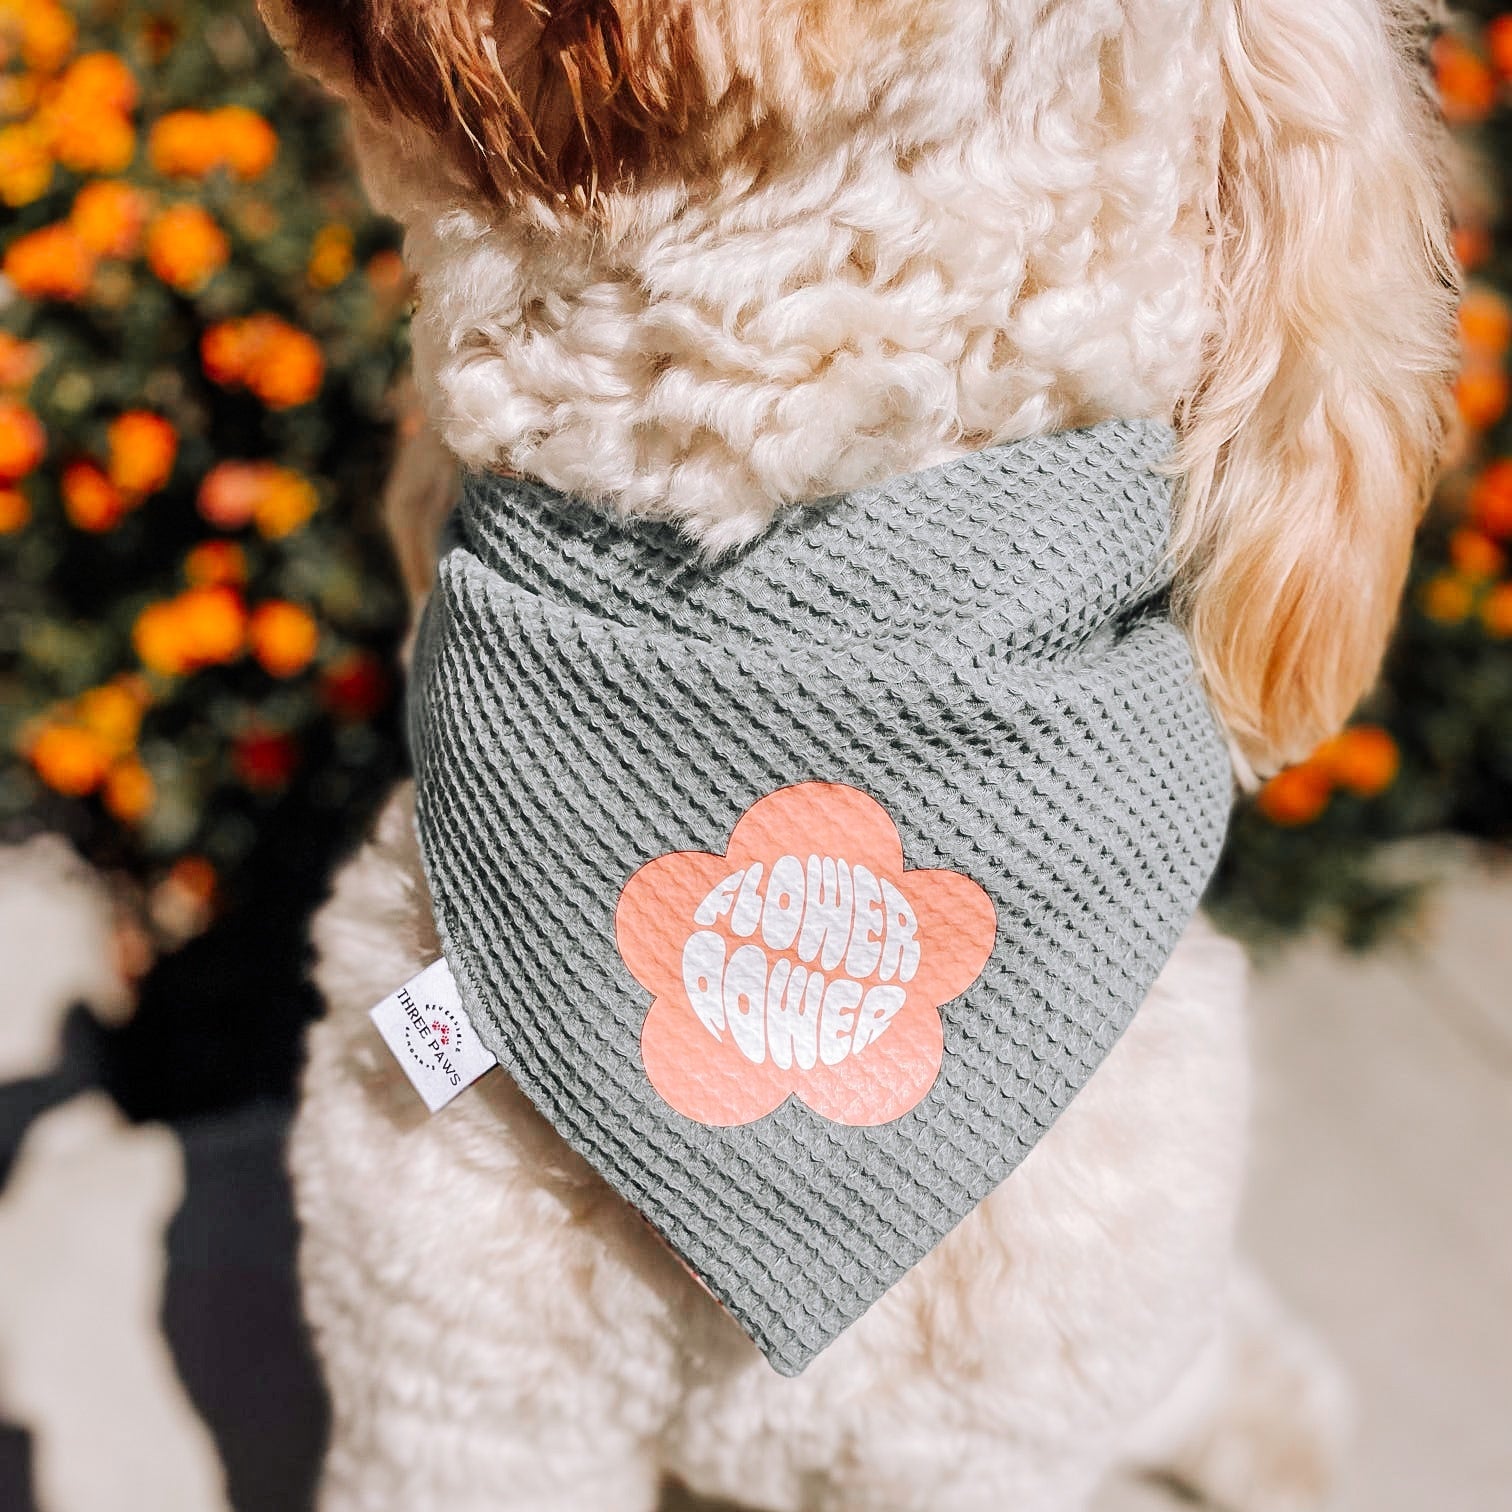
[1,0,407,945]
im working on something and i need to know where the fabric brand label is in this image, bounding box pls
[369,956,497,1112]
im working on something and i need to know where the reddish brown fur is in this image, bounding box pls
[270,0,711,204]
[263,0,947,208]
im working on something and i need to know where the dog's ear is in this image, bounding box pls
[259,0,710,204]
[1173,0,1458,774]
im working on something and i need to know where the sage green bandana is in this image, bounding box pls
[408,419,1233,1375]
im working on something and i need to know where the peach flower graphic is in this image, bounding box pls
[616,783,997,1128]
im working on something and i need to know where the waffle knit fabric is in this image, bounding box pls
[408,418,1234,1375]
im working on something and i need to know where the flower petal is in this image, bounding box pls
[641,993,791,1126]
[726,782,905,875]
[900,868,998,1006]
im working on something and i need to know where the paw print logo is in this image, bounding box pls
[402,1002,462,1072]
[616,783,996,1128]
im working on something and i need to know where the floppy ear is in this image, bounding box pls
[1173,0,1458,775]
[383,386,459,609]
[258,0,709,204]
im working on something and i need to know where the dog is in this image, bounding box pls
[260,1,1456,1506]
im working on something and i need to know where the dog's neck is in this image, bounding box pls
[372,0,1222,553]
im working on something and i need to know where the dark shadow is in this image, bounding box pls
[0,1008,102,1189]
[160,1100,328,1512]
[0,1422,34,1512]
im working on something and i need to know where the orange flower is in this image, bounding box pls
[1460,285,1511,357]
[198,461,317,535]
[148,111,222,178]
[0,123,53,208]
[1448,527,1506,580]
[1468,459,1512,537]
[3,223,95,301]
[249,600,319,677]
[1421,571,1474,624]
[307,224,353,288]
[61,460,125,531]
[1435,33,1498,125]
[1315,725,1398,798]
[28,723,110,796]
[55,52,137,113]
[42,56,140,175]
[248,326,323,408]
[0,486,29,532]
[1256,762,1331,826]
[11,0,77,73]
[132,586,246,675]
[1453,223,1493,273]
[132,599,191,675]
[201,316,324,408]
[184,539,247,587]
[146,204,229,293]
[70,179,147,257]
[149,107,277,180]
[178,584,247,665]
[0,333,43,391]
[107,410,177,497]
[1456,362,1510,430]
[103,758,154,822]
[1483,582,1512,637]
[0,399,44,481]
[1488,16,1512,78]
[213,106,277,180]
[51,112,134,175]
[199,321,251,387]
[254,469,318,538]
[76,679,146,754]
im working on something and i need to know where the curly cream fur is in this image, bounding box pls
[384,0,1222,551]
[265,0,1452,1503]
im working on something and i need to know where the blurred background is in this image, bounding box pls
[0,2,1508,1510]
